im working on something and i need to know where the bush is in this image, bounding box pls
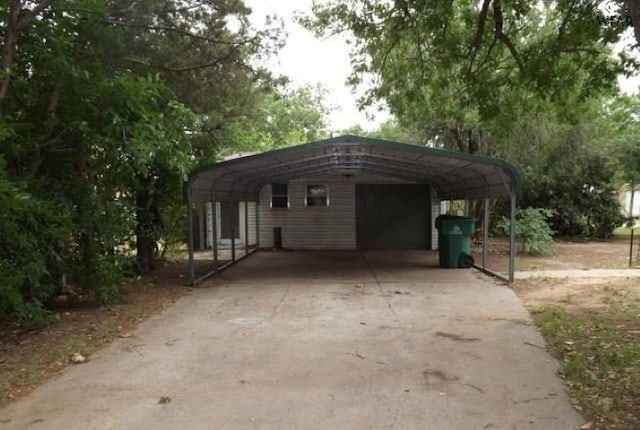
[522,153,625,238]
[0,171,72,320]
[497,207,556,255]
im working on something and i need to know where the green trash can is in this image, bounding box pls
[435,215,476,268]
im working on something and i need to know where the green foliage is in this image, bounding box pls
[227,84,330,152]
[497,207,555,255]
[304,0,629,153]
[523,150,625,238]
[305,0,634,246]
[0,0,291,320]
[339,119,414,143]
[0,160,71,320]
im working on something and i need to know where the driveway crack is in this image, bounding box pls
[360,252,401,327]
[268,283,291,321]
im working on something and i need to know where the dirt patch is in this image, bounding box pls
[513,277,640,312]
[0,261,190,407]
[473,237,634,273]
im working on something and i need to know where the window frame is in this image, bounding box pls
[305,184,329,208]
[270,183,289,209]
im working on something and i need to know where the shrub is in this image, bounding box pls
[0,171,72,320]
[497,207,556,255]
[522,153,625,238]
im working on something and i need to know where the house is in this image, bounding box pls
[619,183,640,218]
[185,135,521,282]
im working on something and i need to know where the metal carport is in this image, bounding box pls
[184,135,521,284]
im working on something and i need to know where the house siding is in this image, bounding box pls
[619,184,640,217]
[431,187,440,250]
[247,201,257,246]
[258,179,356,249]
[257,174,439,250]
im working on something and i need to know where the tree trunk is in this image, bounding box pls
[0,0,22,114]
[627,0,640,47]
[135,186,163,273]
[0,0,54,114]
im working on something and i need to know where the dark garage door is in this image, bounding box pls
[356,184,430,249]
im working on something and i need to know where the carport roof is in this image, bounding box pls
[186,135,521,202]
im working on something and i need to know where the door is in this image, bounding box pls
[356,184,430,249]
[220,201,239,240]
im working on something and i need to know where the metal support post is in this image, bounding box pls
[187,186,195,285]
[244,201,249,255]
[255,200,260,248]
[483,197,489,269]
[629,189,635,268]
[231,223,236,262]
[212,195,218,267]
[508,193,516,282]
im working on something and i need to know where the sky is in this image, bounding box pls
[244,0,391,132]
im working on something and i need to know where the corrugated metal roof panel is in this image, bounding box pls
[186,135,521,202]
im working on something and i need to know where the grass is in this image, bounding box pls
[613,226,632,236]
[614,221,640,237]
[528,284,640,430]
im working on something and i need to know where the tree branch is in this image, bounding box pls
[492,0,524,73]
[17,0,55,30]
[102,18,253,46]
[467,0,492,74]
[124,45,242,73]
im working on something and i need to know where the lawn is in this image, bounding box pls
[513,276,640,430]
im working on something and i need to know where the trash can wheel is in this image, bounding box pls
[458,253,474,269]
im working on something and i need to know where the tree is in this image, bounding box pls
[306,0,636,239]
[0,0,285,318]
[304,0,629,154]
[222,84,330,152]
[339,119,414,142]
[257,85,330,149]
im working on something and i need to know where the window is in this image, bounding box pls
[306,184,328,207]
[271,183,288,209]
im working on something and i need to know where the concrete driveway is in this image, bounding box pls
[0,251,582,429]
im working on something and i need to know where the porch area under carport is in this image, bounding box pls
[184,135,522,284]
